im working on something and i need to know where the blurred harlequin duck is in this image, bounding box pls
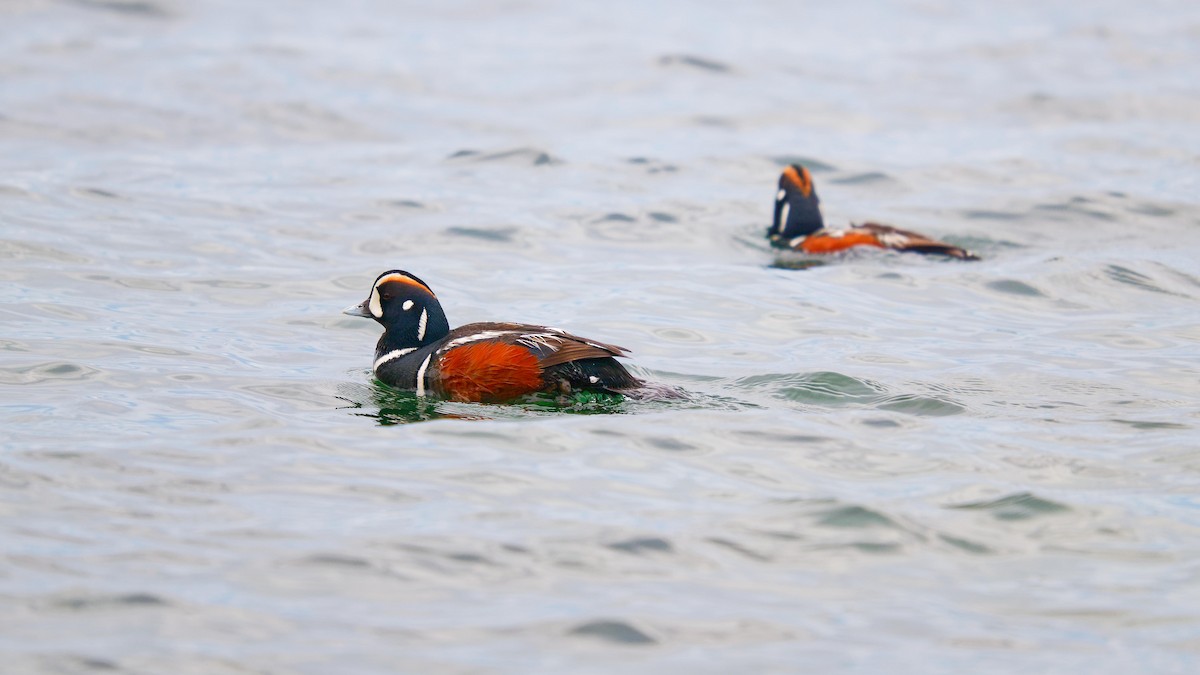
[344,270,643,403]
[769,164,979,260]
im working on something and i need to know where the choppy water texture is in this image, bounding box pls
[3,0,1200,672]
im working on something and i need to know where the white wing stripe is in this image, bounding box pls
[440,330,513,351]
[515,333,565,350]
[438,328,617,355]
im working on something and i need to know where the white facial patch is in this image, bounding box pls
[776,189,786,202]
[402,300,414,311]
[415,353,432,396]
[368,286,383,318]
[417,309,428,341]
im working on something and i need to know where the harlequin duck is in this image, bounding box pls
[343,270,643,403]
[769,164,979,260]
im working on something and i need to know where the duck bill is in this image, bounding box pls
[342,300,373,318]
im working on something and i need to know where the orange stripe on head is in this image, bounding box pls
[781,165,814,197]
[374,271,435,296]
[368,270,436,319]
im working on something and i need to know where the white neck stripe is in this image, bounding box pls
[373,347,417,374]
[417,308,428,341]
[415,353,432,396]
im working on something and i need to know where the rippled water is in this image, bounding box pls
[3,0,1200,672]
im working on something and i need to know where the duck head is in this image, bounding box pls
[769,164,825,241]
[344,270,451,350]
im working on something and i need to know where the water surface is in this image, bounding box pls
[2,1,1199,672]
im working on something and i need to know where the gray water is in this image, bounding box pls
[3,0,1200,672]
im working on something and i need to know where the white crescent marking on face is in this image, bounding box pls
[776,189,786,202]
[373,347,417,374]
[402,300,414,311]
[417,309,428,341]
[368,286,383,318]
[415,353,432,396]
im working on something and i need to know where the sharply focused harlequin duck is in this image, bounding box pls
[343,270,643,403]
[769,164,979,260]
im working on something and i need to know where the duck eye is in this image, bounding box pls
[382,293,392,301]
